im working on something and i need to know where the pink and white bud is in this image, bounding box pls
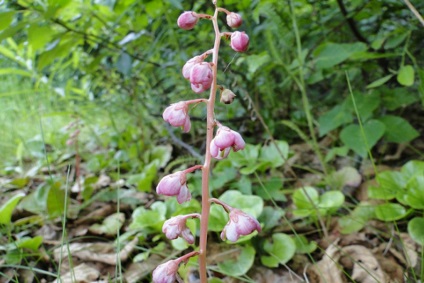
[230,31,249,52]
[226,12,242,28]
[152,259,180,283]
[163,215,197,244]
[156,171,191,204]
[210,126,245,159]
[189,63,213,94]
[177,11,198,30]
[221,208,261,242]
[182,56,202,80]
[163,102,191,132]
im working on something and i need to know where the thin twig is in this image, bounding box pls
[165,124,203,161]
[404,0,424,27]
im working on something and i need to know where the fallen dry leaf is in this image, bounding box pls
[54,237,138,265]
[250,267,303,283]
[342,245,385,283]
[311,241,344,283]
[310,241,390,283]
[53,263,100,283]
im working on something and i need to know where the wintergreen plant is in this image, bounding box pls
[152,2,260,282]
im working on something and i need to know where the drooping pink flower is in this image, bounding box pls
[163,214,198,244]
[221,208,261,242]
[210,126,245,159]
[182,56,203,80]
[177,11,198,30]
[230,31,249,52]
[156,171,191,204]
[152,259,180,283]
[189,62,213,93]
[226,12,242,28]
[163,102,191,132]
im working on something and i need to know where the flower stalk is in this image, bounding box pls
[198,6,221,281]
[153,1,258,282]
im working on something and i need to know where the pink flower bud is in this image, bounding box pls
[156,171,191,204]
[182,56,202,80]
[162,102,191,132]
[152,259,180,283]
[230,31,249,52]
[226,12,242,28]
[221,208,261,242]
[177,11,198,30]
[210,126,245,159]
[189,63,213,93]
[163,215,197,244]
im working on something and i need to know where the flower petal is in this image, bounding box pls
[177,183,191,204]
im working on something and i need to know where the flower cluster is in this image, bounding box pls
[153,3,259,282]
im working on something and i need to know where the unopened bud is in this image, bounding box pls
[230,31,249,53]
[226,12,242,28]
[220,88,236,104]
[177,11,198,30]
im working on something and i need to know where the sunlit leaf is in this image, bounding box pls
[0,192,25,225]
[375,203,407,222]
[397,65,414,86]
[261,233,296,267]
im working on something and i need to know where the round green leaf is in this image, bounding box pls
[219,190,263,217]
[294,235,317,254]
[259,140,289,168]
[375,203,407,221]
[368,171,405,200]
[405,176,424,209]
[292,187,318,217]
[408,217,424,245]
[319,191,345,213]
[261,233,296,267]
[397,65,414,86]
[401,160,424,181]
[218,245,255,276]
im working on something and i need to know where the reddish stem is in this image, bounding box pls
[176,250,200,265]
[198,6,221,283]
[217,7,230,15]
[209,198,232,212]
[183,164,203,174]
[185,98,208,105]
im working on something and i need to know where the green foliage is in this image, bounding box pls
[397,65,415,87]
[0,192,25,225]
[209,190,263,234]
[261,233,296,267]
[292,187,344,219]
[367,161,424,245]
[89,212,125,237]
[218,245,256,277]
[0,0,423,280]
[338,202,375,234]
[340,120,386,157]
[408,217,424,245]
[19,180,68,218]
